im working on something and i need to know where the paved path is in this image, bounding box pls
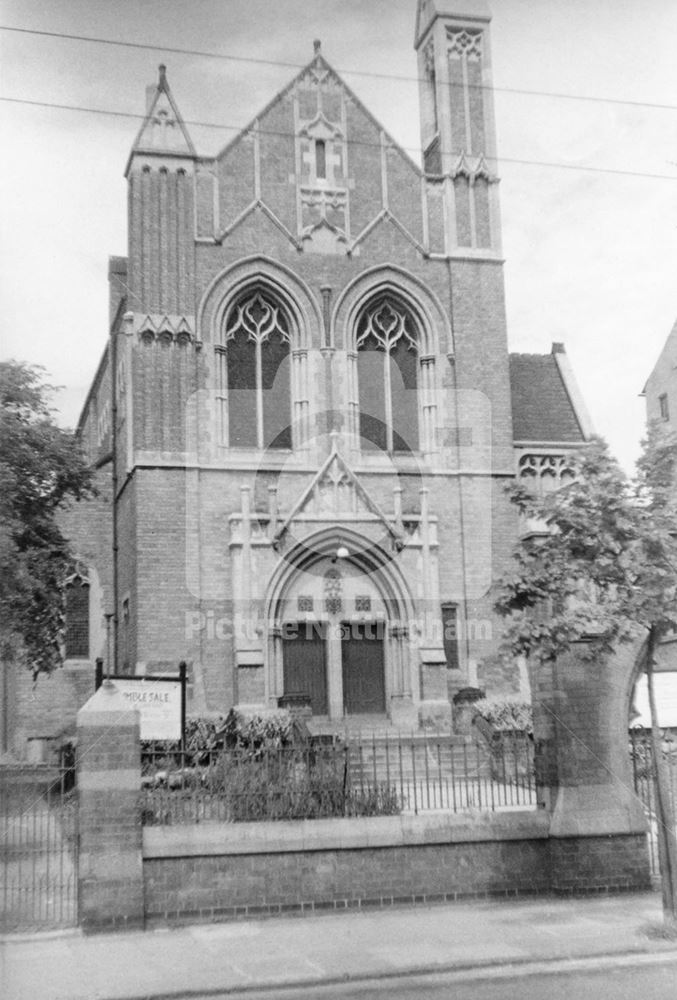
[2,892,676,1000]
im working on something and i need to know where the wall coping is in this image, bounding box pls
[143,808,549,858]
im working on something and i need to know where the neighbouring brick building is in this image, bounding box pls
[644,317,677,432]
[6,0,594,754]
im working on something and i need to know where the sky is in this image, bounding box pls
[1,0,676,473]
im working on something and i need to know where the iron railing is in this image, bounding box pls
[0,762,78,932]
[142,731,536,826]
[630,727,677,879]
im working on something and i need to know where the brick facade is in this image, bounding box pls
[17,1,590,752]
[2,463,113,758]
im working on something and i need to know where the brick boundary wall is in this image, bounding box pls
[549,835,650,895]
[141,814,650,926]
[144,841,551,923]
[75,632,654,931]
[141,838,650,927]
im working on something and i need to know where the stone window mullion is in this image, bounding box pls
[346,351,360,449]
[420,355,437,453]
[383,344,394,454]
[215,345,229,446]
[255,336,264,450]
[292,348,309,451]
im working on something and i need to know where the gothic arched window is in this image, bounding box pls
[355,298,419,454]
[216,289,292,450]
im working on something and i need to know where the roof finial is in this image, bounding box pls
[313,39,321,56]
[158,64,167,88]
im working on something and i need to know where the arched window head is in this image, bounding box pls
[356,297,419,454]
[218,289,292,450]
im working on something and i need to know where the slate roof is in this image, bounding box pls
[509,351,586,443]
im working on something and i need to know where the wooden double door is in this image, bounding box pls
[282,621,386,716]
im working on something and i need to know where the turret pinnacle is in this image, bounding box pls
[415,0,490,46]
[129,64,196,159]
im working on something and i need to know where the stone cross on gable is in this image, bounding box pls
[152,108,176,142]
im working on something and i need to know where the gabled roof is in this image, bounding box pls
[273,434,404,551]
[214,44,421,177]
[127,64,196,168]
[643,316,677,395]
[509,344,591,444]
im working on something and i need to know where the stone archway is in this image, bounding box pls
[264,528,418,727]
[529,640,651,892]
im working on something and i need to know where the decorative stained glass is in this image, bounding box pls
[324,567,343,616]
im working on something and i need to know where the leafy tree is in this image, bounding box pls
[496,432,677,922]
[0,360,94,677]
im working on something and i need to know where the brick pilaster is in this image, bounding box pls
[76,682,143,931]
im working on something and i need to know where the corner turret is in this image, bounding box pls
[414,0,501,254]
[126,64,196,172]
[124,65,196,316]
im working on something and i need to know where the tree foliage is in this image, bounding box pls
[0,360,94,676]
[496,433,677,664]
[496,430,677,920]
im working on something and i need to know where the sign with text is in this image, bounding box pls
[113,678,183,741]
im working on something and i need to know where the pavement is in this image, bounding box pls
[2,892,677,1000]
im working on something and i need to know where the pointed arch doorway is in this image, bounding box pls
[281,617,387,718]
[279,561,388,718]
[266,531,415,723]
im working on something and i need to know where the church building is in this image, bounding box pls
[9,0,593,752]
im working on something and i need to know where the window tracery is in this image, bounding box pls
[351,296,432,455]
[324,568,343,616]
[447,29,482,61]
[518,454,576,496]
[216,289,292,450]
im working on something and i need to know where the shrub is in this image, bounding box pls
[235,711,295,753]
[213,750,400,821]
[452,687,485,705]
[143,744,402,823]
[141,709,298,773]
[472,697,533,734]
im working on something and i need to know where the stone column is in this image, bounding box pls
[76,682,143,931]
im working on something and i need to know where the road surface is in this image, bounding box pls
[180,953,677,1000]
